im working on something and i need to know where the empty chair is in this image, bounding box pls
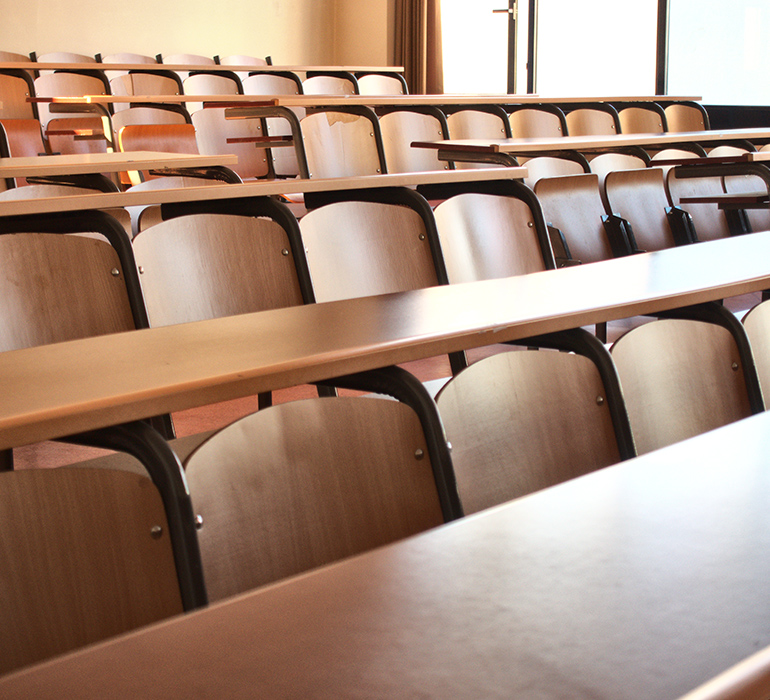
[356,72,408,95]
[611,310,763,454]
[0,466,184,674]
[302,72,358,95]
[378,107,450,173]
[588,152,649,209]
[0,118,48,187]
[216,54,268,82]
[565,106,620,136]
[132,204,310,329]
[33,51,97,76]
[617,104,667,134]
[0,50,30,62]
[300,107,386,178]
[111,104,190,148]
[192,107,272,180]
[109,71,183,113]
[507,105,566,139]
[99,52,158,80]
[34,71,112,154]
[0,68,37,119]
[158,53,216,81]
[664,101,710,132]
[603,168,688,252]
[665,167,732,242]
[436,329,635,514]
[118,122,203,185]
[432,187,554,283]
[445,106,511,169]
[710,145,770,234]
[534,173,616,264]
[242,72,305,178]
[182,71,241,114]
[184,369,457,601]
[743,300,770,399]
[521,155,587,188]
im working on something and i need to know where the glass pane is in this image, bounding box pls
[669,0,770,105]
[442,0,509,94]
[536,0,657,96]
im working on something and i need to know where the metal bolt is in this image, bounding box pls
[418,233,426,240]
[596,396,605,406]
[195,515,204,530]
[527,221,533,227]
[150,525,163,539]
[376,168,381,173]
[414,448,425,460]
[110,268,120,277]
[281,248,290,256]
[446,441,453,452]
[732,362,740,372]
[137,266,144,274]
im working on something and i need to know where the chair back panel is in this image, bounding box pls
[133,213,304,327]
[618,106,665,134]
[665,103,707,132]
[434,192,547,283]
[534,173,614,263]
[302,75,357,95]
[119,123,199,154]
[0,467,183,675]
[301,200,438,302]
[508,108,564,138]
[437,349,621,514]
[301,111,383,178]
[185,396,444,600]
[744,301,770,400]
[0,233,136,351]
[0,73,35,119]
[379,110,448,173]
[357,73,406,95]
[565,108,618,136]
[665,168,731,242]
[192,107,270,179]
[183,73,240,113]
[521,156,585,188]
[603,168,676,251]
[611,319,753,454]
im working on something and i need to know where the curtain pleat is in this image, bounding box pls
[395,0,443,94]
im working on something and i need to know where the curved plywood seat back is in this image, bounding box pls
[300,200,437,302]
[357,73,407,95]
[182,73,240,114]
[665,103,707,132]
[118,123,199,154]
[521,156,585,188]
[618,106,665,134]
[0,72,36,119]
[434,192,547,283]
[184,396,444,600]
[603,168,676,251]
[436,349,622,514]
[665,168,731,242]
[565,108,618,136]
[743,300,770,400]
[133,213,305,327]
[0,232,136,352]
[611,319,753,454]
[302,75,357,95]
[508,108,564,139]
[379,110,449,173]
[534,173,614,264]
[192,107,270,179]
[0,467,183,675]
[300,111,383,178]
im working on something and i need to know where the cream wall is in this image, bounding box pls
[0,0,394,65]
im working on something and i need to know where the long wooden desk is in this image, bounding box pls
[412,128,770,165]
[2,231,770,452]
[0,150,238,178]
[4,408,770,698]
[0,61,405,74]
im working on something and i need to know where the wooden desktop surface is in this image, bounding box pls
[2,231,770,452]
[412,128,770,157]
[0,167,527,216]
[0,61,405,73]
[0,150,238,177]
[3,409,770,699]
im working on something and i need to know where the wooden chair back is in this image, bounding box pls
[0,71,36,119]
[433,191,552,283]
[665,102,709,132]
[507,107,565,138]
[521,155,586,188]
[565,107,619,136]
[300,198,439,301]
[709,146,770,233]
[133,212,306,327]
[0,232,136,351]
[357,73,407,95]
[603,168,676,251]
[665,168,731,242]
[242,72,302,95]
[436,345,628,514]
[302,74,357,95]
[445,108,510,169]
[743,300,770,400]
[184,395,445,600]
[192,107,271,180]
[111,105,190,147]
[182,72,241,113]
[379,109,449,173]
[217,54,269,81]
[617,105,666,134]
[534,173,614,263]
[300,109,385,178]
[611,318,757,454]
[110,72,181,101]
[118,123,199,154]
[0,467,183,675]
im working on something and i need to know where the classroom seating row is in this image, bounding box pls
[2,184,770,674]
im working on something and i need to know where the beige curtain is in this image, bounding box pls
[395,0,443,94]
